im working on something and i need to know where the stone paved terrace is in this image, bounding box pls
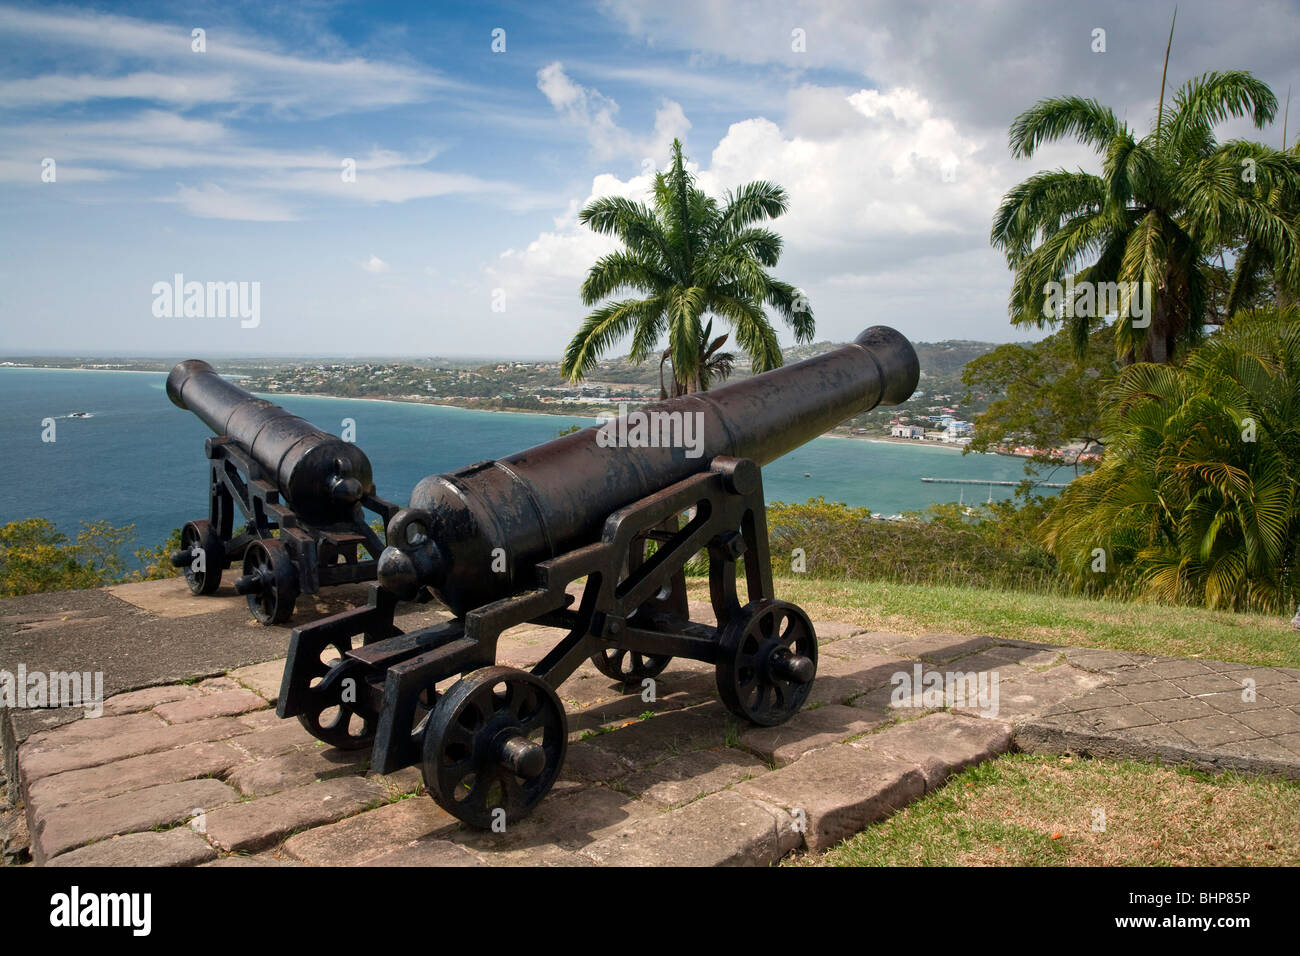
[2,579,1298,866]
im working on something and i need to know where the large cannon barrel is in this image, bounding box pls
[379,326,919,615]
[167,359,374,524]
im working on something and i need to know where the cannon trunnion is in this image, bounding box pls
[166,360,400,624]
[277,326,919,828]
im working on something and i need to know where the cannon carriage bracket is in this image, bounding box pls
[171,435,400,625]
[277,455,818,829]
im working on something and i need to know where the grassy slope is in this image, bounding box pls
[688,576,1296,669]
[804,754,1300,866]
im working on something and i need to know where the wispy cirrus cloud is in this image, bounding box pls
[0,4,470,116]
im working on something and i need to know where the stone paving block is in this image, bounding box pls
[1262,681,1300,706]
[1143,658,1216,680]
[808,654,912,705]
[21,712,164,750]
[1169,714,1263,749]
[202,854,303,867]
[453,784,652,857]
[28,739,246,816]
[583,705,729,769]
[100,685,202,717]
[36,778,238,864]
[578,790,796,866]
[18,716,252,781]
[735,745,924,854]
[197,676,245,694]
[203,777,387,853]
[1208,735,1300,765]
[237,709,284,731]
[1063,703,1163,733]
[560,739,634,784]
[282,797,458,865]
[227,659,287,705]
[739,704,889,767]
[1137,697,1220,723]
[621,747,768,808]
[1198,659,1256,674]
[980,645,1066,668]
[807,621,867,640]
[819,632,910,659]
[46,828,217,867]
[850,712,1012,790]
[367,766,424,797]
[1060,687,1136,712]
[155,689,268,724]
[230,720,318,759]
[478,844,594,866]
[1228,667,1296,688]
[367,838,486,867]
[891,634,996,664]
[1172,673,1255,697]
[971,666,1107,719]
[1200,691,1278,715]
[1063,647,1157,674]
[227,747,369,797]
[1114,679,1186,704]
[1272,733,1300,758]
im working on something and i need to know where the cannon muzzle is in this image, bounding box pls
[167,359,374,524]
[378,325,918,615]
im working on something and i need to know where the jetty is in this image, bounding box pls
[921,477,1069,488]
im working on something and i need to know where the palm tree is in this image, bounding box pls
[658,319,735,399]
[1041,308,1300,612]
[992,70,1300,364]
[562,139,813,393]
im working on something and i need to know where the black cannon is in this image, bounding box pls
[167,360,400,624]
[277,326,919,827]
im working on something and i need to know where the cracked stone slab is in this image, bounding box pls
[28,739,246,818]
[18,716,253,782]
[735,745,925,854]
[99,685,203,717]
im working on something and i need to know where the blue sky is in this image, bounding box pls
[3,0,1299,357]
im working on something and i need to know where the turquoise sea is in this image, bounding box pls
[0,367,1048,560]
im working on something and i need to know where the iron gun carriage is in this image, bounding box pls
[276,326,919,827]
[167,360,400,624]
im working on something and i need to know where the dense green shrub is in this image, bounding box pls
[765,496,1060,593]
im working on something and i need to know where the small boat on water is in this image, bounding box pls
[67,411,93,418]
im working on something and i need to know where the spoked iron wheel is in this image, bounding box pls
[589,647,672,685]
[422,666,567,829]
[715,599,818,726]
[176,520,223,596]
[295,657,379,751]
[236,539,299,625]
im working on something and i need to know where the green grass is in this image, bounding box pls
[686,576,1298,668]
[800,753,1300,867]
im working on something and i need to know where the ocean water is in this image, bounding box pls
[0,368,1043,559]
